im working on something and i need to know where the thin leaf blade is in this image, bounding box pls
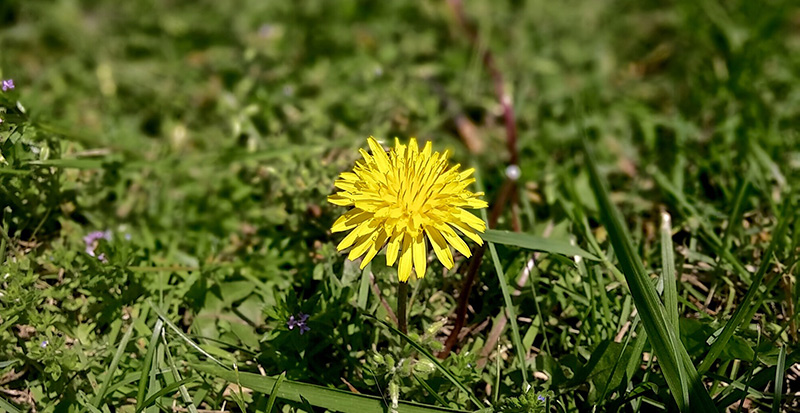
[191,363,470,413]
[582,138,715,411]
[482,229,599,261]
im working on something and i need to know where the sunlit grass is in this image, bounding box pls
[0,0,798,412]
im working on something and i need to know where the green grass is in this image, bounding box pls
[1,0,799,412]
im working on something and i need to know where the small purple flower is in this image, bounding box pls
[287,312,310,335]
[537,395,545,402]
[83,230,112,246]
[2,79,14,92]
[84,230,112,260]
[40,340,48,348]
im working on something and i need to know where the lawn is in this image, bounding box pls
[1,1,798,412]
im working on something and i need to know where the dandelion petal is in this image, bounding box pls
[412,233,427,279]
[398,235,413,282]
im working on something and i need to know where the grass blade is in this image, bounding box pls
[696,201,791,374]
[582,138,715,411]
[734,327,761,413]
[191,362,470,413]
[487,240,529,386]
[366,315,483,408]
[482,229,599,261]
[136,318,163,412]
[76,393,104,413]
[771,345,786,413]
[91,323,135,408]
[135,378,196,413]
[624,325,648,395]
[103,369,171,399]
[652,170,753,285]
[266,372,286,413]
[599,317,640,403]
[147,299,229,369]
[476,169,529,386]
[412,373,449,407]
[162,333,200,413]
[0,168,30,175]
[721,179,750,251]
[0,397,22,413]
[660,211,679,331]
[716,351,800,408]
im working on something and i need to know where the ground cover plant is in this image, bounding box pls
[1,0,799,412]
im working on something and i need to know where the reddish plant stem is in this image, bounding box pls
[438,0,523,358]
[439,178,512,357]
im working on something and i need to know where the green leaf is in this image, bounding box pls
[412,373,449,407]
[136,318,163,412]
[481,229,599,261]
[358,262,371,310]
[162,333,200,413]
[771,345,786,413]
[0,168,30,175]
[135,378,196,413]
[660,212,679,332]
[266,372,286,413]
[0,397,22,413]
[582,138,716,411]
[486,241,529,385]
[191,363,471,413]
[91,323,136,408]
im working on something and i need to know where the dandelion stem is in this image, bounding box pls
[397,281,409,334]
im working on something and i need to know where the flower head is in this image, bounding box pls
[287,312,310,335]
[329,137,488,282]
[84,230,112,261]
[2,79,14,92]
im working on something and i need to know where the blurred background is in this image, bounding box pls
[1,0,799,411]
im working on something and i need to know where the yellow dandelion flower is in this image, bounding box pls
[328,137,488,282]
